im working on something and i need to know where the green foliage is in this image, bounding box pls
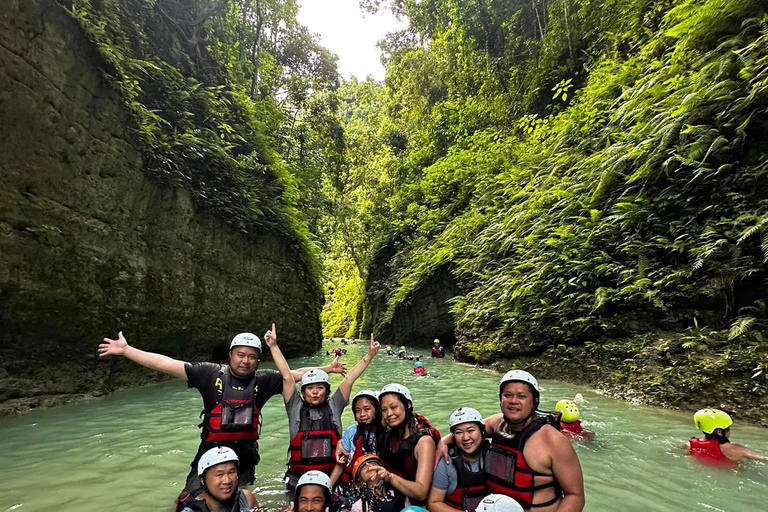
[342,0,768,381]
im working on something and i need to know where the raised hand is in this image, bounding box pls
[336,439,350,464]
[372,465,392,484]
[98,331,129,357]
[368,333,380,357]
[329,356,347,376]
[264,323,277,348]
[280,502,294,512]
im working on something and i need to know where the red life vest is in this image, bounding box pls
[286,401,341,477]
[379,414,441,482]
[204,368,261,443]
[431,347,442,357]
[445,443,489,512]
[689,438,738,469]
[340,427,379,486]
[485,416,562,509]
[414,367,426,375]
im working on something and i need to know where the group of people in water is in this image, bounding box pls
[98,328,766,512]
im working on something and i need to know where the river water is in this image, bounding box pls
[1,342,766,511]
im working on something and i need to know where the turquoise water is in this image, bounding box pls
[1,342,767,511]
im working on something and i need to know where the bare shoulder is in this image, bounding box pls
[243,488,258,507]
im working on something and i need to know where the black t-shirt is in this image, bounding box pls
[185,362,283,438]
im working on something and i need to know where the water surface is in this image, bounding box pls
[1,342,766,511]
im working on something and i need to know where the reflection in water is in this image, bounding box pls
[0,342,766,511]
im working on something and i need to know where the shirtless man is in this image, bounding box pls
[436,370,584,512]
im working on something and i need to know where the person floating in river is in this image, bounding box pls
[436,370,584,512]
[177,447,259,512]
[413,360,427,376]
[687,408,768,467]
[431,340,445,358]
[98,326,346,497]
[554,400,594,441]
[280,334,381,498]
[397,347,407,359]
[374,384,440,506]
[427,407,490,512]
[334,389,385,490]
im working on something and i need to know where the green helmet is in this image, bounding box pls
[694,408,733,434]
[555,399,580,423]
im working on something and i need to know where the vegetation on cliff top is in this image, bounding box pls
[317,0,768,410]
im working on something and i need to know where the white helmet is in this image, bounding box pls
[230,332,262,351]
[379,383,413,406]
[449,407,484,430]
[499,370,540,392]
[296,469,332,495]
[476,494,524,512]
[301,369,330,388]
[352,389,379,406]
[197,446,239,477]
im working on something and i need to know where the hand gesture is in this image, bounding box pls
[98,331,129,357]
[372,465,392,484]
[336,440,350,464]
[280,502,294,512]
[264,323,277,348]
[329,356,347,376]
[368,333,380,357]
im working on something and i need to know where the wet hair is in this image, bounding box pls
[705,428,731,444]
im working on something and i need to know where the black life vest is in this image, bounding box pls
[445,443,489,512]
[340,426,380,486]
[485,415,562,509]
[204,368,261,443]
[287,401,342,476]
[177,489,249,512]
[379,414,441,481]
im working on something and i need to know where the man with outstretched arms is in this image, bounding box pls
[98,326,346,494]
[435,370,584,512]
[275,334,380,497]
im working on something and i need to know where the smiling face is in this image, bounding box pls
[353,397,377,426]
[297,484,326,512]
[228,346,259,377]
[453,422,483,456]
[500,382,536,424]
[303,383,329,405]
[380,393,408,428]
[203,461,238,503]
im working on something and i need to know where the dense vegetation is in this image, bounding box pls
[318,0,768,417]
[65,0,768,417]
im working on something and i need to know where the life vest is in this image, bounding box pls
[445,443,489,512]
[414,366,426,375]
[178,489,249,512]
[689,438,738,469]
[204,368,261,443]
[379,414,441,481]
[340,427,379,486]
[431,347,443,358]
[286,401,342,476]
[485,415,562,509]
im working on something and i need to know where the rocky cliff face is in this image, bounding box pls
[0,0,322,414]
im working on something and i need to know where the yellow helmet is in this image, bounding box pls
[555,399,580,423]
[694,408,733,434]
[433,339,440,345]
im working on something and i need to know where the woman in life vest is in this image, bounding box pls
[686,408,768,467]
[554,400,594,441]
[334,390,385,489]
[178,447,258,512]
[281,334,381,497]
[435,370,584,512]
[373,384,440,505]
[427,407,489,512]
[431,339,445,358]
[413,360,427,376]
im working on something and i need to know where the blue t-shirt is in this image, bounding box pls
[432,457,481,494]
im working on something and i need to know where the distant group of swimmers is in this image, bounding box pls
[98,328,766,512]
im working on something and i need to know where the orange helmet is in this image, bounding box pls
[352,454,384,484]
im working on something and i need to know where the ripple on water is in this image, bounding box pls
[1,347,767,512]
